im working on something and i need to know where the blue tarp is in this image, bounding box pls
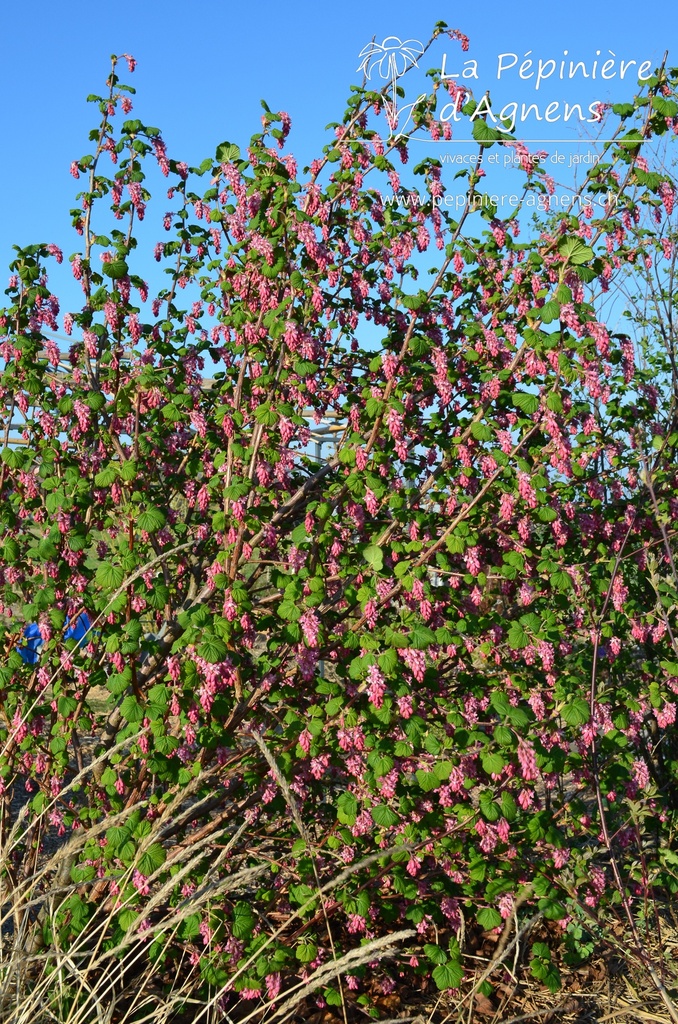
[16,613,92,665]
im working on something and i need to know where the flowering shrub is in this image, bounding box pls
[1,29,678,1020]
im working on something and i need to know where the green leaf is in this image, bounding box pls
[558,236,594,266]
[490,691,511,716]
[96,563,125,591]
[117,908,138,930]
[277,600,301,622]
[507,704,531,728]
[477,907,503,930]
[154,735,179,755]
[254,403,278,426]
[216,141,241,163]
[530,299,560,324]
[410,625,436,650]
[513,392,539,415]
[561,698,590,727]
[137,507,166,533]
[416,769,440,792]
[232,900,255,938]
[296,942,318,963]
[197,636,228,663]
[653,96,678,117]
[433,760,454,781]
[363,544,384,572]
[3,538,19,563]
[482,752,506,775]
[106,826,132,851]
[424,943,448,965]
[337,792,358,825]
[119,459,137,481]
[551,570,573,592]
[94,465,117,487]
[120,695,144,723]
[71,864,96,883]
[162,403,183,422]
[368,753,394,776]
[1,448,26,470]
[58,696,78,718]
[224,482,250,500]
[507,623,529,649]
[432,961,463,990]
[38,538,58,559]
[378,649,398,674]
[148,684,171,708]
[479,791,501,822]
[137,843,166,875]
[531,950,561,993]
[493,725,514,747]
[371,804,399,827]
[501,791,518,821]
[107,671,130,695]
[32,792,46,814]
[471,421,492,441]
[471,119,502,144]
[102,259,129,280]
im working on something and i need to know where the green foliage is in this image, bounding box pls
[0,38,677,1020]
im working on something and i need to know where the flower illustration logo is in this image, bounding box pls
[357,36,425,131]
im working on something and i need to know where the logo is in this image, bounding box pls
[357,36,658,145]
[357,37,425,131]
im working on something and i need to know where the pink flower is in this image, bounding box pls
[265,973,281,1001]
[517,472,538,508]
[132,871,150,895]
[223,590,237,621]
[364,599,378,629]
[517,741,538,781]
[399,648,426,683]
[611,575,629,612]
[441,897,461,929]
[11,712,28,744]
[659,181,675,216]
[498,894,514,919]
[365,489,379,516]
[366,664,386,708]
[299,610,320,648]
[396,694,414,718]
[632,758,651,789]
[465,546,481,576]
[656,702,676,728]
[406,855,421,876]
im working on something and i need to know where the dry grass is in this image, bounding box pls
[0,732,675,1024]
[289,915,678,1024]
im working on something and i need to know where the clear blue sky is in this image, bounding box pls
[0,0,673,305]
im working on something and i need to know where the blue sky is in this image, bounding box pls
[0,0,673,312]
